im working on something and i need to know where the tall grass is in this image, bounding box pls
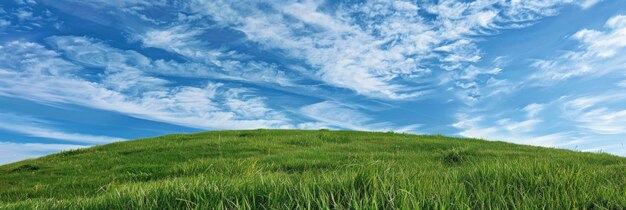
[0,130,624,209]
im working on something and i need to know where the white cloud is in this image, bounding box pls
[300,101,372,131]
[458,66,502,80]
[0,40,81,76]
[560,93,626,135]
[30,35,424,133]
[141,26,200,48]
[0,19,10,27]
[47,34,300,92]
[135,25,213,61]
[180,0,591,100]
[15,0,37,4]
[531,14,626,82]
[0,113,125,144]
[0,40,294,130]
[112,29,299,87]
[453,112,569,148]
[606,14,626,29]
[581,143,626,155]
[453,114,498,138]
[498,118,542,133]
[0,141,86,165]
[392,1,419,11]
[235,1,434,99]
[523,103,545,118]
[60,0,161,8]
[15,9,33,20]
[455,109,626,155]
[573,15,626,58]
[300,101,420,133]
[47,0,597,102]
[455,91,626,156]
[580,0,602,9]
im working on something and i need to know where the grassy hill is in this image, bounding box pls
[0,130,624,209]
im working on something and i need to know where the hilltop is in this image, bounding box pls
[0,130,624,209]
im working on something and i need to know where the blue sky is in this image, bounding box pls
[1,0,626,164]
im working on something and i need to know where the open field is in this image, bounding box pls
[0,130,625,209]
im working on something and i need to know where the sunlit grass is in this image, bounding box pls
[0,130,624,209]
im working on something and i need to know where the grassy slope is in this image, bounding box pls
[0,130,624,209]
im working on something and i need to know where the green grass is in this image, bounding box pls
[0,129,624,209]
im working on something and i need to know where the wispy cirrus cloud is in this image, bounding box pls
[1,34,423,134]
[0,19,10,28]
[46,36,297,88]
[453,91,626,153]
[560,93,626,135]
[0,113,124,144]
[531,14,626,82]
[300,100,420,133]
[0,141,85,165]
[0,0,61,32]
[130,27,303,87]
[452,110,573,148]
[80,0,597,101]
[450,12,626,155]
[0,40,293,130]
